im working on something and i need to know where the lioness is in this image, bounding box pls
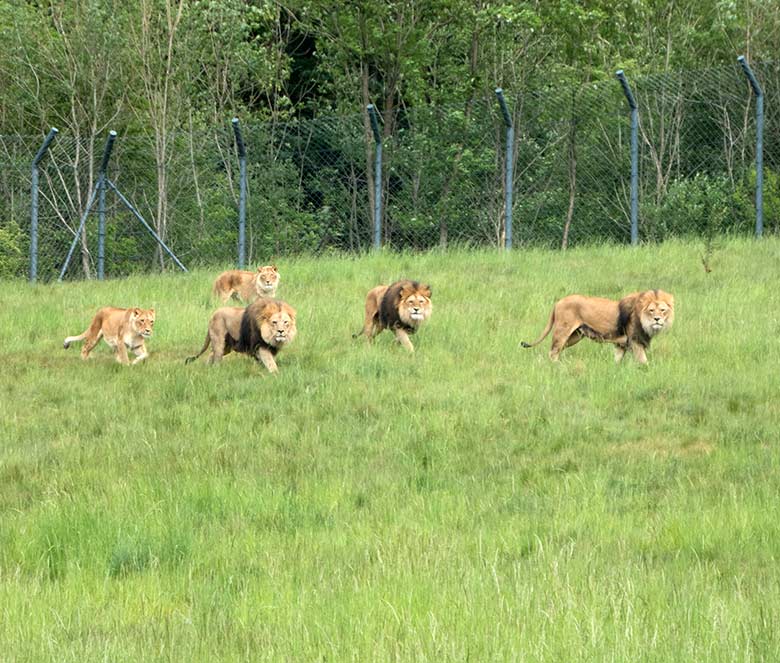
[212,265,280,303]
[521,289,674,364]
[64,307,155,365]
[354,279,432,352]
[185,298,297,373]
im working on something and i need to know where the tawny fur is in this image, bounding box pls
[521,290,674,364]
[212,265,280,303]
[353,279,432,352]
[63,307,155,365]
[185,298,297,373]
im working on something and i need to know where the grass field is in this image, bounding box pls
[1,237,780,661]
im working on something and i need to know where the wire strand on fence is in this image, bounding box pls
[0,62,775,281]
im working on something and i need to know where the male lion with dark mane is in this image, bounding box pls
[185,298,296,373]
[521,289,674,364]
[63,307,155,365]
[354,279,432,352]
[212,265,280,303]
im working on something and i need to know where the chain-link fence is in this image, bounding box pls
[1,61,777,281]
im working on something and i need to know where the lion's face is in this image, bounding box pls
[131,308,156,338]
[638,291,674,337]
[256,265,280,293]
[258,302,297,348]
[397,284,432,328]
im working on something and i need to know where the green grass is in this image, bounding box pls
[1,237,780,661]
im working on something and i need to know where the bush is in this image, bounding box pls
[640,173,753,241]
[738,167,780,235]
[0,220,25,278]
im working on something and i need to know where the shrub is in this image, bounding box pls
[0,220,25,278]
[640,173,753,241]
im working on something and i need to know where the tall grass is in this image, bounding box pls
[1,237,779,661]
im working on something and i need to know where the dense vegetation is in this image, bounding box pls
[2,238,779,660]
[3,0,779,129]
[1,2,779,279]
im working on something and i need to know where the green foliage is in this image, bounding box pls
[385,104,499,247]
[0,220,25,278]
[639,170,780,242]
[2,1,779,276]
[2,0,779,136]
[742,166,780,235]
[641,173,744,240]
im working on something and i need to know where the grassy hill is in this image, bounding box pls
[2,238,779,661]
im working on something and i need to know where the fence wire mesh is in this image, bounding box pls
[382,99,505,249]
[0,62,776,281]
[241,114,370,258]
[632,63,773,241]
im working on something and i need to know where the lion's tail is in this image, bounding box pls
[63,330,87,349]
[63,310,104,349]
[520,308,555,349]
[185,333,211,364]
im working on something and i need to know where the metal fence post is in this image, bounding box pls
[367,104,382,249]
[738,56,764,238]
[232,118,247,267]
[495,89,514,249]
[30,127,58,282]
[616,70,639,246]
[97,131,116,280]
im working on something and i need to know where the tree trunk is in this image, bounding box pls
[361,59,375,245]
[562,109,577,250]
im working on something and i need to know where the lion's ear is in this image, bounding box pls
[284,304,297,320]
[421,284,432,298]
[399,283,414,300]
[132,307,142,316]
[259,301,278,320]
[271,264,278,272]
[149,308,156,316]
[256,266,264,273]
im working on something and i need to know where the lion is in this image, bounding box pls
[353,279,432,352]
[185,298,297,373]
[520,289,674,364]
[212,265,280,303]
[63,307,156,365]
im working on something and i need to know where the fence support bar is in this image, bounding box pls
[495,89,514,249]
[616,70,639,246]
[105,179,188,273]
[232,118,247,267]
[738,56,764,237]
[59,178,102,281]
[97,131,117,280]
[367,104,382,249]
[30,127,58,282]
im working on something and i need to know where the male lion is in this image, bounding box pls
[63,307,155,365]
[185,298,297,373]
[521,289,674,364]
[212,265,280,303]
[354,279,432,352]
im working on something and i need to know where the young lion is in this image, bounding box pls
[521,289,674,364]
[354,279,432,352]
[185,298,297,373]
[64,307,156,365]
[212,265,280,303]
